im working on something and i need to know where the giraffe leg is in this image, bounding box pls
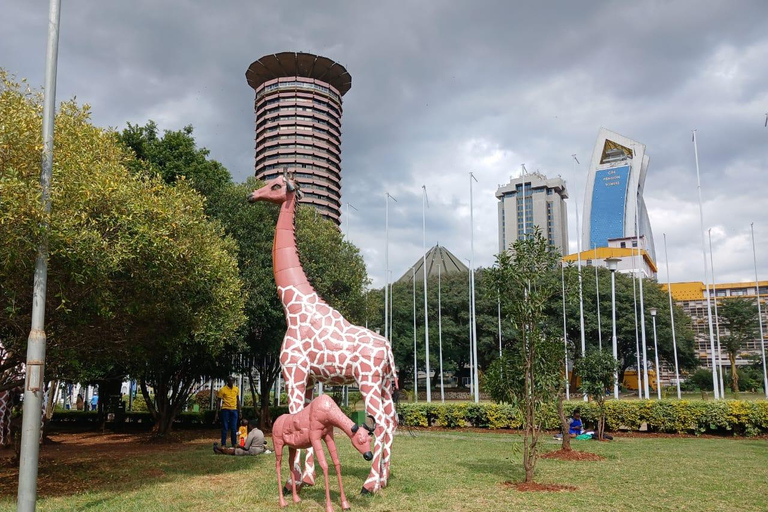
[359,378,387,494]
[275,441,287,508]
[289,448,302,504]
[283,363,309,493]
[379,381,397,487]
[311,437,334,512]
[301,383,317,486]
[325,432,350,510]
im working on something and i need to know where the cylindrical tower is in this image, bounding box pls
[246,52,352,225]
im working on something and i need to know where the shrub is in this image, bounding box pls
[395,400,768,436]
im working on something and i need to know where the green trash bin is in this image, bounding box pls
[349,410,366,425]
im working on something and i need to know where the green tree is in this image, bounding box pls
[118,121,231,198]
[574,348,620,440]
[0,72,245,434]
[718,297,759,393]
[485,229,563,484]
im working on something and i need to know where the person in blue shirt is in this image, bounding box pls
[568,410,583,437]
[90,394,98,411]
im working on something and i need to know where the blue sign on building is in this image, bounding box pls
[589,165,630,248]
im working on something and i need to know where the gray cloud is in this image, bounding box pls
[2,0,767,288]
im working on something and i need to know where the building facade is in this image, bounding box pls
[245,52,352,225]
[582,128,656,261]
[561,235,657,279]
[665,281,768,369]
[495,172,569,255]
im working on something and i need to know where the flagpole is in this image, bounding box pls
[751,223,768,398]
[595,245,602,350]
[692,130,720,399]
[438,262,445,403]
[708,229,725,397]
[561,262,570,400]
[572,155,587,402]
[631,242,643,397]
[422,186,431,402]
[633,144,651,400]
[664,234,682,399]
[412,267,418,402]
[469,173,480,403]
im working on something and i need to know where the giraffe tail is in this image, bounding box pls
[386,346,398,389]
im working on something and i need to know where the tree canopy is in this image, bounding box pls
[0,72,245,433]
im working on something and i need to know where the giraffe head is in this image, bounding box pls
[247,169,303,204]
[350,415,376,461]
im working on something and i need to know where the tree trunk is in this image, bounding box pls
[729,353,739,394]
[596,399,605,440]
[557,393,571,451]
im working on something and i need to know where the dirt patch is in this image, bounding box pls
[541,449,604,461]
[501,481,577,492]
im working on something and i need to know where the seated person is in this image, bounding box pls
[237,419,249,447]
[214,420,271,456]
[568,410,595,438]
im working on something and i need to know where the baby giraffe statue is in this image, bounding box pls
[273,394,374,512]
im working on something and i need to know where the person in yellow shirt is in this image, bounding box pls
[216,376,240,448]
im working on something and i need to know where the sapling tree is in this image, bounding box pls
[486,229,563,483]
[575,348,620,440]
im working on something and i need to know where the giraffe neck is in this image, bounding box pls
[273,192,316,300]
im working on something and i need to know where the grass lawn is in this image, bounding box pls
[1,428,766,512]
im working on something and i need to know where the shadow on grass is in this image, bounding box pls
[0,430,269,501]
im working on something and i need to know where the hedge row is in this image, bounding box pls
[50,406,292,427]
[396,400,768,436]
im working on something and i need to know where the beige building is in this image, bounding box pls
[664,281,768,369]
[495,172,569,255]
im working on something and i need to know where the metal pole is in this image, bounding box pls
[708,229,725,397]
[497,293,502,357]
[692,130,720,399]
[631,250,643,397]
[466,261,474,396]
[663,234,682,399]
[651,313,661,399]
[438,264,444,403]
[422,186,431,402]
[751,223,768,398]
[572,156,587,402]
[18,1,61,509]
[384,194,389,342]
[635,168,651,401]
[561,263,570,401]
[610,267,619,399]
[595,246,602,350]
[470,173,479,403]
[412,267,418,402]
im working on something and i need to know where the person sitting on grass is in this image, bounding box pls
[213,419,271,456]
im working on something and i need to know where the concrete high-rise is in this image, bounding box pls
[495,172,569,255]
[582,128,656,261]
[246,52,351,225]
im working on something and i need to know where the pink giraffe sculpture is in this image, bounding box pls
[248,171,398,494]
[274,394,374,512]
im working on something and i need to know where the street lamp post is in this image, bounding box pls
[649,308,662,400]
[606,258,621,399]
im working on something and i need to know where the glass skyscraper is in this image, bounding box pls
[581,128,656,262]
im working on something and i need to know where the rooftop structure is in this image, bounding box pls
[396,245,469,284]
[245,52,351,225]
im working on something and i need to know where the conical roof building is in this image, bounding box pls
[396,245,468,284]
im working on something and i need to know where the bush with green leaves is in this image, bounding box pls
[396,400,768,436]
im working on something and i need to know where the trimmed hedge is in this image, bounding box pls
[50,406,292,428]
[396,400,768,436]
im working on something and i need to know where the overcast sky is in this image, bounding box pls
[3,1,767,289]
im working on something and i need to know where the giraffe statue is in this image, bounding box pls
[248,171,398,494]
